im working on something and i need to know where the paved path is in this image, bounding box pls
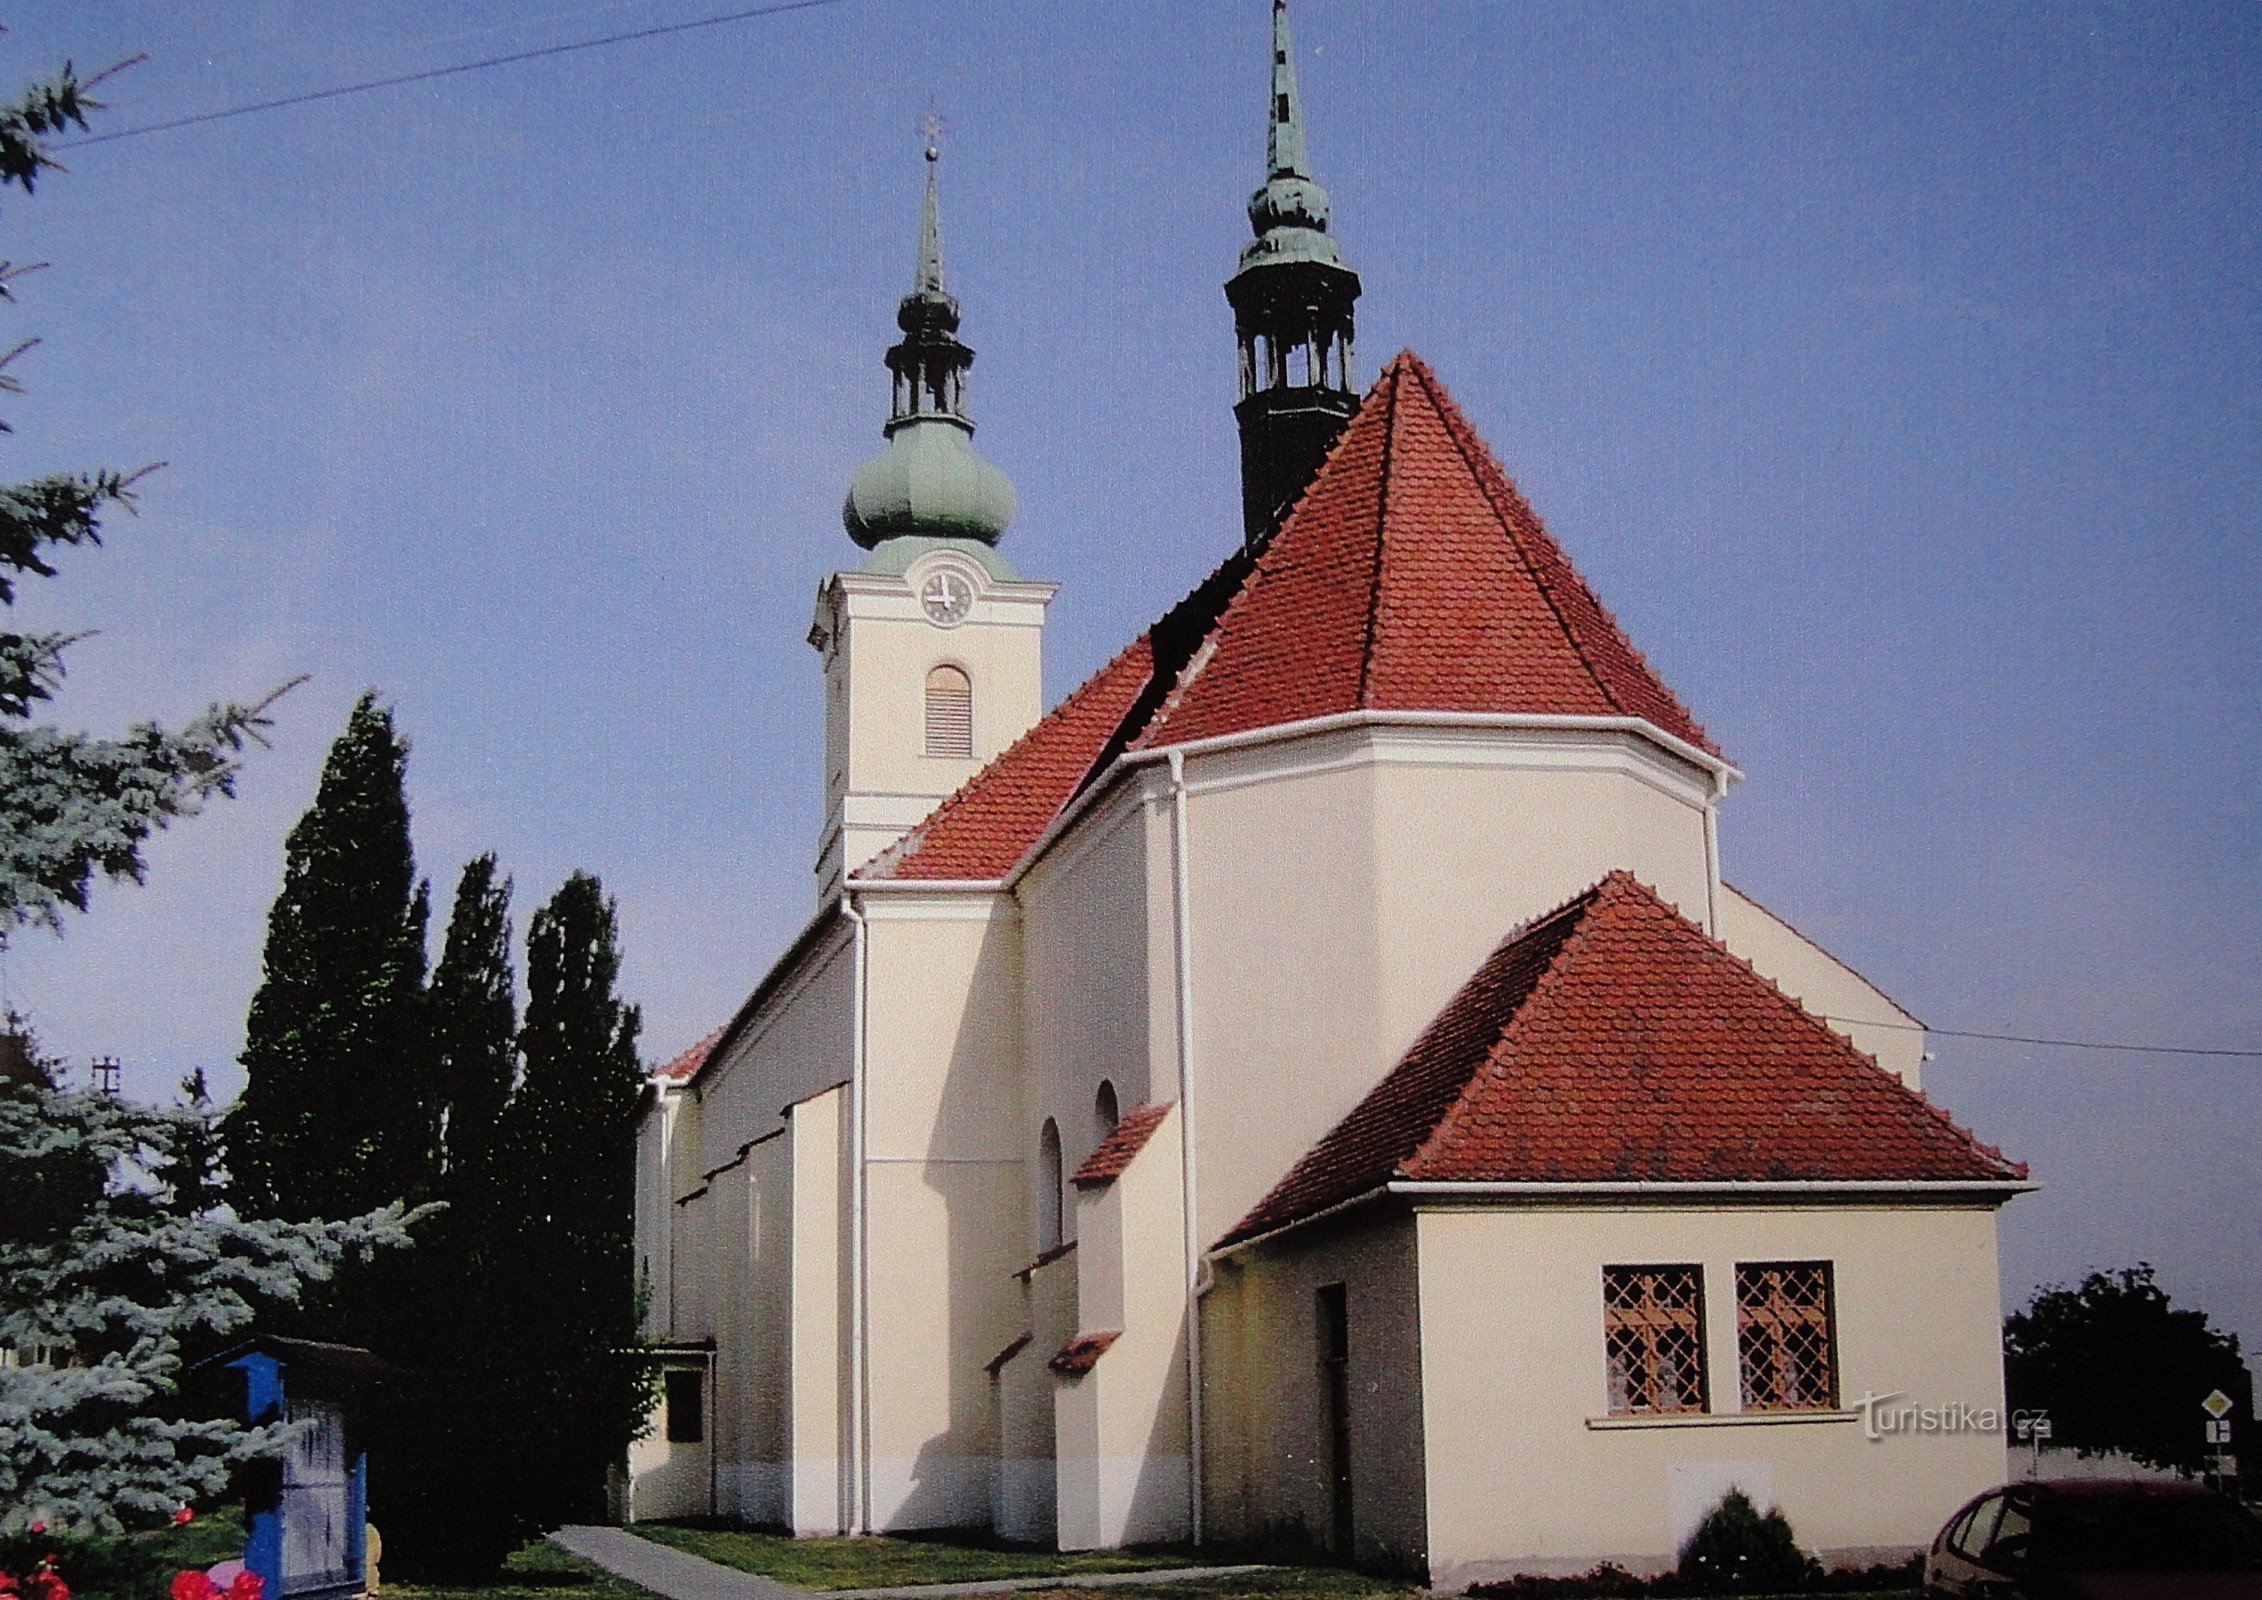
[553,1526,1271,1600]
[555,1527,805,1600]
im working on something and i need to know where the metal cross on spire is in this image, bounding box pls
[915,105,947,295]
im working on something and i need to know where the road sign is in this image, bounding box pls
[2203,1389,2235,1420]
[2031,1418,2053,1442]
[2206,1419,2233,1445]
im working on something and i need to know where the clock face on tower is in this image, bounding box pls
[919,570,975,627]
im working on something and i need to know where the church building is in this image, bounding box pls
[629,5,2030,1583]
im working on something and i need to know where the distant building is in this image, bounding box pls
[630,3,2029,1582]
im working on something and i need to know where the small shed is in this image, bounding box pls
[197,1337,390,1600]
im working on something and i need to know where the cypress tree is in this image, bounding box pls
[225,692,434,1224]
[372,857,523,1579]
[500,871,647,1527]
[431,853,516,1188]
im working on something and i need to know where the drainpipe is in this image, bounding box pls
[1702,772,1725,937]
[1167,750,1206,1545]
[843,890,872,1534]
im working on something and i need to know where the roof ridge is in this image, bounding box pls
[1353,356,1404,709]
[1408,352,1719,757]
[1402,353,1630,721]
[1400,872,1623,1178]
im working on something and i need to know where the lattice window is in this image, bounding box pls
[925,665,973,758]
[1737,1261,1838,1412]
[1603,1265,1709,1415]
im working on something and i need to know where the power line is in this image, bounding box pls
[54,0,858,151]
[1818,1013,2262,1061]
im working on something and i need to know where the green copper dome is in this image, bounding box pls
[842,145,1016,550]
[844,415,1016,546]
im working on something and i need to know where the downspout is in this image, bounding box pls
[843,890,872,1534]
[1702,775,1725,937]
[1167,750,1206,1545]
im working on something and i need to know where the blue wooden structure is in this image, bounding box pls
[198,1338,388,1600]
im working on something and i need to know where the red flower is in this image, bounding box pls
[23,1525,40,1536]
[170,1509,195,1527]
[170,1570,218,1600]
[224,1575,262,1600]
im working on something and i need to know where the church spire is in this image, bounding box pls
[843,133,1016,550]
[1265,0,1309,181]
[1226,0,1362,549]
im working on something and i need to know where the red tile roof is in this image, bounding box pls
[655,1027,723,1083]
[1048,1330,1119,1377]
[859,349,1717,885]
[1222,872,2022,1246]
[861,634,1157,882]
[1138,353,1719,756]
[1071,1101,1174,1187]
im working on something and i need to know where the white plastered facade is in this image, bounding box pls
[629,549,2022,1580]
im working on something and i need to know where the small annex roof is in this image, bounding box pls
[859,349,1718,886]
[1222,872,2023,1248]
[655,1028,724,1083]
[1072,1101,1174,1187]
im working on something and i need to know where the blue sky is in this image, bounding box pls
[3,2,2257,1365]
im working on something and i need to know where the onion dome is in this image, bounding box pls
[843,143,1017,549]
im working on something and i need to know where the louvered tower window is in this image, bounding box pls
[1603,1265,1709,1415]
[1737,1262,1838,1411]
[925,665,973,758]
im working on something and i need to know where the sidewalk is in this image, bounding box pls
[552,1527,1270,1600]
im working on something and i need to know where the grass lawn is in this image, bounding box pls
[386,1541,666,1600]
[627,1523,1305,1591]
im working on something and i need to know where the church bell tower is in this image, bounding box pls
[809,138,1056,899]
[1226,0,1362,548]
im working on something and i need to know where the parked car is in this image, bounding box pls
[1925,1478,2262,1597]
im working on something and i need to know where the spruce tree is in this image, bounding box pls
[225,693,434,1223]
[500,872,647,1527]
[0,1036,414,1534]
[0,62,293,947]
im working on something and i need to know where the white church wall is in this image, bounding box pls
[858,895,1029,1530]
[1367,724,1716,1065]
[1715,884,1926,1086]
[1019,787,1156,1187]
[1165,722,1718,1250]
[1412,1200,2009,1587]
[1056,1105,1190,1550]
[1200,1210,1427,1573]
[693,920,855,1179]
[633,1087,683,1334]
[714,1132,793,1526]
[1174,733,1386,1244]
[788,1083,850,1535]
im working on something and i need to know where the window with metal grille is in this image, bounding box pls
[925,664,973,758]
[1737,1261,1838,1411]
[1603,1265,1709,1415]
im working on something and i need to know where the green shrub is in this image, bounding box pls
[1675,1490,1822,1595]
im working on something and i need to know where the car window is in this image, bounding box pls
[1953,1494,2004,1559]
[1981,1498,2033,1574]
[2039,1493,2262,1573]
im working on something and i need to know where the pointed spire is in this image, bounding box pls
[1265,0,1310,180]
[1226,0,1362,547]
[915,119,945,296]
[842,129,1016,550]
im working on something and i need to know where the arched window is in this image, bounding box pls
[925,664,973,758]
[1037,1118,1064,1252]
[1093,1080,1120,1144]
